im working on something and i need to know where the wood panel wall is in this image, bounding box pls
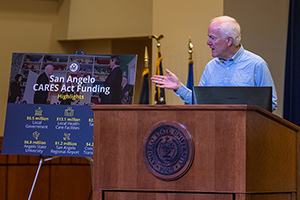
[0,137,92,200]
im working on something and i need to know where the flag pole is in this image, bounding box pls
[187,37,194,104]
[139,46,150,104]
[144,46,149,68]
[151,34,164,55]
[188,36,193,59]
[150,34,166,105]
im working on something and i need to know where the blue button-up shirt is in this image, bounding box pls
[175,45,278,111]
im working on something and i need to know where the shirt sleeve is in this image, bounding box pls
[255,62,278,111]
[174,83,193,104]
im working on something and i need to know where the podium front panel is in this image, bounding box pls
[91,105,299,200]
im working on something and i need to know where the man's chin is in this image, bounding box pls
[210,51,217,58]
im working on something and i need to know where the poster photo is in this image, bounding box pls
[8,53,137,106]
[2,52,137,157]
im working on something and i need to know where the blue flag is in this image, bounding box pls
[186,57,194,90]
[186,57,194,104]
[154,51,166,104]
[283,0,300,126]
[139,67,149,104]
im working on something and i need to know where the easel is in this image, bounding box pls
[28,155,93,200]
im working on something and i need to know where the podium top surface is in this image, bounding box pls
[91,105,299,132]
[92,104,256,111]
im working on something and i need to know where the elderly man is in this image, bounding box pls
[34,64,53,104]
[151,16,277,111]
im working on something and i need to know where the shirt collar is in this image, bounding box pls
[218,45,244,63]
[230,45,244,62]
[111,65,120,71]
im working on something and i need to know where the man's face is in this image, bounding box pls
[206,23,229,60]
[46,65,54,75]
[109,58,115,69]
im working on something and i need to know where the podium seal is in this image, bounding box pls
[143,121,194,181]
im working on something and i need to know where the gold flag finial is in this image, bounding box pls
[144,46,149,68]
[150,34,164,50]
[188,37,193,59]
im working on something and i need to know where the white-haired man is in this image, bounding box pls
[151,16,277,111]
[34,64,53,104]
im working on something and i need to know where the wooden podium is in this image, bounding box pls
[91,105,300,200]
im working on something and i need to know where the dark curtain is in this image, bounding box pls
[283,0,300,126]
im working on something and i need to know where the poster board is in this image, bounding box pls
[2,53,137,157]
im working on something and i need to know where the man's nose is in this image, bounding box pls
[206,39,211,45]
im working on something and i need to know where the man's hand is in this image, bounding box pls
[151,69,181,91]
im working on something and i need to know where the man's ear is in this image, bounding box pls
[227,37,234,46]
